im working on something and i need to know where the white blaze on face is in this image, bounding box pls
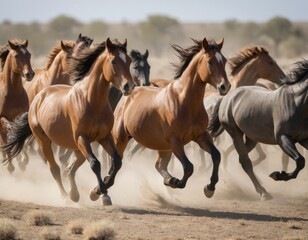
[20,48,27,55]
[215,52,223,63]
[119,51,127,63]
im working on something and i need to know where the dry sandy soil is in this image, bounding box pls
[0,139,307,240]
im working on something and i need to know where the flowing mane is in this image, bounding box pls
[171,38,221,79]
[229,46,269,76]
[284,59,308,85]
[44,40,76,70]
[67,39,127,83]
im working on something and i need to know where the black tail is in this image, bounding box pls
[207,96,224,138]
[1,112,32,163]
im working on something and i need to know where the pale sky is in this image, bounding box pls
[0,0,307,23]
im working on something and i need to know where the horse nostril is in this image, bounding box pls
[220,84,226,92]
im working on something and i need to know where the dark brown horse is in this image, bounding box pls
[111,38,230,198]
[2,38,134,205]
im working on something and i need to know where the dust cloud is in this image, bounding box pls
[0,135,307,209]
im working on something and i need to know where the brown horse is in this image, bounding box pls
[0,39,35,172]
[112,38,230,198]
[2,38,134,205]
[17,34,93,169]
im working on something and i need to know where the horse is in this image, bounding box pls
[108,49,150,111]
[0,39,35,172]
[203,46,285,169]
[110,37,230,199]
[2,38,135,205]
[12,34,93,172]
[208,59,308,200]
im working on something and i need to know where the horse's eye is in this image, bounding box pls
[208,60,213,65]
[111,60,117,65]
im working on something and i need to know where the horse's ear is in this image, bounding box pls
[144,49,149,59]
[60,40,71,52]
[106,38,113,52]
[202,38,209,52]
[21,40,28,48]
[78,33,82,39]
[217,38,224,50]
[122,38,127,49]
[8,40,18,50]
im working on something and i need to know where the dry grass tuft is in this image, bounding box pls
[83,220,116,240]
[67,219,84,235]
[39,228,61,240]
[24,210,54,226]
[0,218,17,240]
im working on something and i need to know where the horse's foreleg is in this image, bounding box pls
[98,133,122,189]
[270,135,305,181]
[229,130,272,200]
[66,150,85,202]
[195,132,220,198]
[244,137,266,167]
[170,139,193,189]
[77,135,111,205]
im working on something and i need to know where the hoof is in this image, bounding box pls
[89,187,100,201]
[269,171,279,180]
[69,191,80,203]
[163,177,179,188]
[101,194,112,206]
[261,192,273,201]
[7,164,15,175]
[204,185,215,198]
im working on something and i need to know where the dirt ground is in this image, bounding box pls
[0,140,307,240]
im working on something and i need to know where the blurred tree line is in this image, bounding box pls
[0,15,307,60]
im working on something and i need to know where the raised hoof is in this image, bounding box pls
[261,192,273,201]
[204,185,215,198]
[89,187,100,201]
[269,171,288,181]
[101,194,112,206]
[69,191,80,203]
[163,177,179,188]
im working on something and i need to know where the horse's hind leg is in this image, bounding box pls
[227,129,272,200]
[194,132,220,198]
[35,135,68,199]
[270,135,305,181]
[155,150,174,186]
[66,150,85,202]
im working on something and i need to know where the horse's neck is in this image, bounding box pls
[176,62,206,110]
[47,54,70,85]
[231,62,259,89]
[1,57,24,94]
[79,58,110,107]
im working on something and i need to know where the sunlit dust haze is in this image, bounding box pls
[0,133,307,209]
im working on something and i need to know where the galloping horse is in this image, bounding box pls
[15,34,93,172]
[2,38,135,205]
[208,59,308,200]
[205,46,285,168]
[112,38,230,198]
[0,39,35,172]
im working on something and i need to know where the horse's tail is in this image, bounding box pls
[207,96,224,138]
[1,112,33,164]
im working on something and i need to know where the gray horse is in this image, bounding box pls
[208,60,308,200]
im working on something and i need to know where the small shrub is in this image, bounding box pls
[0,218,17,240]
[67,219,84,235]
[24,210,54,226]
[83,220,115,240]
[39,228,61,240]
